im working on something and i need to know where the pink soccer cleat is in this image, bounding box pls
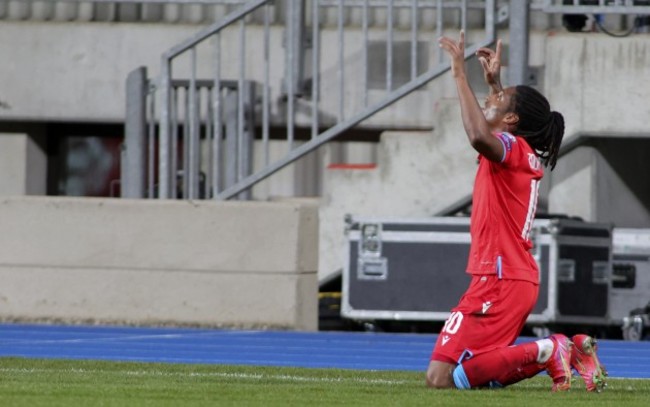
[571,334,607,392]
[544,334,574,392]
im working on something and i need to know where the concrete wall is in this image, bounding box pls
[544,34,650,225]
[0,196,319,330]
[0,133,46,196]
[548,146,597,222]
[0,20,646,134]
[594,138,650,227]
[549,140,650,227]
[0,22,198,123]
[544,34,650,138]
[318,99,477,281]
[0,20,438,129]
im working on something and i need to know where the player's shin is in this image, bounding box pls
[454,342,540,388]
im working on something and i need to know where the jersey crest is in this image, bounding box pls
[528,153,542,171]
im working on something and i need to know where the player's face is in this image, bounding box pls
[482,87,515,127]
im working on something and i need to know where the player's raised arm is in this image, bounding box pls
[438,31,504,162]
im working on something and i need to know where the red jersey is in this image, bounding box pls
[466,132,544,283]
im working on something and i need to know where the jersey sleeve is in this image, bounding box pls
[495,132,544,177]
[494,132,519,166]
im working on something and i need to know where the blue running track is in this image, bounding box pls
[1,324,649,379]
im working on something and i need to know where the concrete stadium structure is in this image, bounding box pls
[0,195,318,329]
[0,0,649,329]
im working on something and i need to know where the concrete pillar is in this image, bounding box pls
[0,133,46,196]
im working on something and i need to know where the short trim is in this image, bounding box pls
[457,349,474,364]
[453,365,471,389]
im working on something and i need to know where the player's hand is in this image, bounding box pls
[438,31,466,79]
[476,40,502,87]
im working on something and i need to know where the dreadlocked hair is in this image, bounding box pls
[513,85,564,170]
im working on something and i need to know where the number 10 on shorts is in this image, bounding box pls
[442,311,464,335]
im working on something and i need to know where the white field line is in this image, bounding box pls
[0,329,267,346]
[0,368,647,389]
[0,332,229,345]
[0,367,414,385]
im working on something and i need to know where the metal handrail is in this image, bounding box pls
[126,0,499,200]
[119,0,650,203]
[215,39,495,201]
[153,0,268,199]
[128,0,650,202]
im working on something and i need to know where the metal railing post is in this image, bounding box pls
[123,66,148,198]
[211,34,223,199]
[159,57,172,198]
[237,19,249,199]
[224,90,238,190]
[188,48,200,199]
[509,0,531,86]
[239,80,255,200]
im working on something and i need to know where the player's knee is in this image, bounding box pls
[425,368,455,389]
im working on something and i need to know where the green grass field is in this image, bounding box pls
[1,357,650,406]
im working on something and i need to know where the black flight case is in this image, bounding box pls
[342,215,613,327]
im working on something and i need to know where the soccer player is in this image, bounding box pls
[426,31,607,392]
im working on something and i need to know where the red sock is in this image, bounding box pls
[461,342,544,387]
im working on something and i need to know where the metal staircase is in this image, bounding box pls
[121,0,650,201]
[122,0,501,200]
